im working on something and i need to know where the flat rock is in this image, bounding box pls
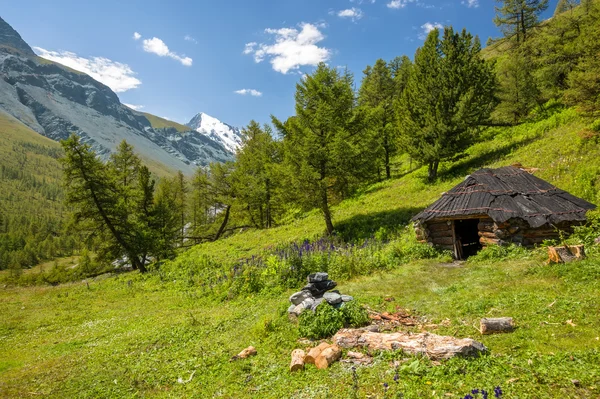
[290,290,312,305]
[301,297,315,309]
[324,291,342,305]
[333,329,487,360]
[308,272,329,283]
[341,295,354,302]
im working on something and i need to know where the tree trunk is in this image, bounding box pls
[385,147,391,179]
[305,342,331,364]
[320,188,334,236]
[480,317,514,335]
[290,349,306,372]
[213,205,232,241]
[427,160,439,181]
[315,345,342,369]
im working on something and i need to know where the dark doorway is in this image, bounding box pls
[454,219,482,259]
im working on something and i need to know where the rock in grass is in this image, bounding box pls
[341,295,354,302]
[290,291,312,305]
[324,291,342,305]
[301,297,315,309]
[307,272,329,283]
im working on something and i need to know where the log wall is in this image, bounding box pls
[414,217,583,253]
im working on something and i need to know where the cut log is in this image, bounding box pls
[333,329,486,360]
[479,236,501,246]
[428,222,451,232]
[290,349,306,372]
[230,346,257,361]
[315,345,342,369]
[477,221,494,232]
[480,317,514,335]
[305,342,331,364]
[431,236,454,246]
[478,231,497,239]
[547,245,585,263]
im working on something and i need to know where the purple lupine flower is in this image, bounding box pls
[482,390,488,399]
[464,395,474,399]
[393,373,399,382]
[494,386,502,398]
[383,382,389,391]
[472,389,480,394]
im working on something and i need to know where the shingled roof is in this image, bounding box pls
[412,166,596,228]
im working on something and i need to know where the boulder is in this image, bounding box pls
[301,297,315,309]
[290,291,312,305]
[303,280,337,296]
[324,291,342,305]
[307,272,329,283]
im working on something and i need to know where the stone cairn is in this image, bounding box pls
[287,272,354,317]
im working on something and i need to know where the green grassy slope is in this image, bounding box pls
[172,108,599,265]
[0,255,598,398]
[139,111,191,133]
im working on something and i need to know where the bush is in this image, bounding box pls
[298,300,369,339]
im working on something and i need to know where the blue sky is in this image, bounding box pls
[3,0,558,128]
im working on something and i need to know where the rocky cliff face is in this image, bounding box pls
[0,16,237,174]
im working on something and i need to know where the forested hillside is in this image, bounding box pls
[0,113,77,272]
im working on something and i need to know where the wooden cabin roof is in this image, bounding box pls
[412,166,596,228]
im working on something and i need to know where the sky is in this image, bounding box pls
[2,0,559,128]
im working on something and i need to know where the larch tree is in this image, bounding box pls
[494,0,549,43]
[397,27,496,182]
[273,63,373,235]
[359,59,397,179]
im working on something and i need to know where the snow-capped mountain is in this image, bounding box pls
[186,112,243,154]
[0,16,235,175]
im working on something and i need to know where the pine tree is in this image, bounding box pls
[494,50,540,122]
[554,0,578,15]
[397,27,496,182]
[359,59,397,179]
[494,0,549,43]
[273,63,373,235]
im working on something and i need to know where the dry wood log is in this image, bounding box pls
[333,329,486,360]
[315,345,342,369]
[432,236,454,246]
[478,231,497,239]
[479,236,501,246]
[547,245,585,263]
[230,346,257,361]
[305,342,330,364]
[480,318,515,335]
[290,349,306,372]
[428,222,451,232]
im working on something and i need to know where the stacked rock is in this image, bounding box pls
[288,272,354,317]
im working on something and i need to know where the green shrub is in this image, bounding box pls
[467,244,533,263]
[298,300,369,339]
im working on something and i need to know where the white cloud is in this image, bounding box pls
[462,0,479,7]
[133,32,141,40]
[337,8,364,21]
[184,35,198,44]
[351,0,375,3]
[142,37,193,66]
[33,47,141,93]
[387,0,414,8]
[123,103,144,110]
[234,89,263,97]
[419,22,443,39]
[243,23,331,74]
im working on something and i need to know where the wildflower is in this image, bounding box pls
[472,389,480,394]
[482,390,488,399]
[383,382,389,390]
[394,373,399,382]
[464,395,474,399]
[494,386,502,398]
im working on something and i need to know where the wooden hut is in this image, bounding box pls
[412,166,596,259]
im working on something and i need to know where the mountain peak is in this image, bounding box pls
[0,17,35,56]
[186,112,242,153]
